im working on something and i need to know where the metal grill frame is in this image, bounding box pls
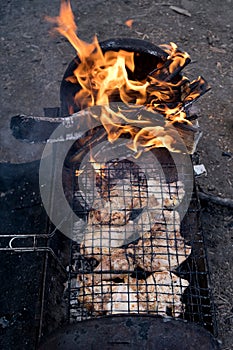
[0,153,218,343]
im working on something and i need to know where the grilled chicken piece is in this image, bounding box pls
[77,274,113,313]
[90,179,147,225]
[78,271,188,317]
[147,179,185,209]
[80,219,140,258]
[93,250,134,280]
[142,271,189,316]
[127,210,191,271]
[77,275,144,315]
[80,209,191,270]
[80,208,159,259]
[89,199,131,225]
[105,283,146,314]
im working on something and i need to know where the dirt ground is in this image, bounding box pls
[0,0,232,349]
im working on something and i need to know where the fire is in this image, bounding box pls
[89,154,106,177]
[48,0,210,158]
[46,0,96,62]
[75,169,84,176]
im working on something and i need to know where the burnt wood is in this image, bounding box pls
[10,37,206,150]
[173,120,202,154]
[10,113,201,155]
[10,115,63,143]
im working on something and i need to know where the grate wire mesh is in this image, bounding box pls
[66,159,217,335]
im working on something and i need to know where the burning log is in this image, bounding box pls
[10,38,209,155]
[10,1,210,154]
[10,9,210,155]
[173,120,202,154]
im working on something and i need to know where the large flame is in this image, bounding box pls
[47,0,209,162]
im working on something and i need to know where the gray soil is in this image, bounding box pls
[0,0,232,349]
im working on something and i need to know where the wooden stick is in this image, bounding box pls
[198,192,233,208]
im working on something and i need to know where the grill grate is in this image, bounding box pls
[65,158,217,335]
[0,151,217,342]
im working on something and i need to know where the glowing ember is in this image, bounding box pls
[47,0,210,158]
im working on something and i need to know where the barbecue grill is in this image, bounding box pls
[66,156,212,322]
[0,38,220,349]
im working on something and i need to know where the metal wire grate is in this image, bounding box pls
[66,158,217,334]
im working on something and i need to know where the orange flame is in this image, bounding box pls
[48,1,209,158]
[89,154,106,177]
[75,169,84,176]
[46,0,96,61]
